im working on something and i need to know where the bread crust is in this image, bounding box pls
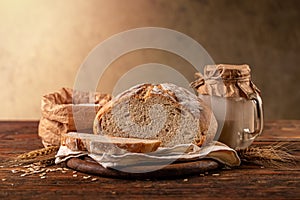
[61,132,161,154]
[94,83,217,147]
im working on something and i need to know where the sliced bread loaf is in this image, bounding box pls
[61,132,161,154]
[94,83,217,147]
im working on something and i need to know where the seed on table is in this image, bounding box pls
[83,176,91,179]
[38,169,46,173]
[40,176,46,179]
[91,178,98,181]
[183,178,188,182]
[200,174,205,176]
[39,172,46,177]
[20,173,27,177]
[72,171,77,174]
[2,178,6,181]
[61,171,66,174]
[73,174,78,177]
[33,166,40,170]
[212,173,220,177]
[63,168,69,171]
[11,169,18,173]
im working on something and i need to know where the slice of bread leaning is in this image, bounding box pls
[61,132,161,154]
[94,83,217,147]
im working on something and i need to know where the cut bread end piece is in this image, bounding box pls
[61,132,161,154]
[94,83,218,147]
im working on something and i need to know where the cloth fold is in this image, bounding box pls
[55,141,240,172]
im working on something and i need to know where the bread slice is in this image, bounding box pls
[94,83,217,147]
[61,132,161,154]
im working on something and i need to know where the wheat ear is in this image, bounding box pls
[238,143,297,168]
[16,146,59,160]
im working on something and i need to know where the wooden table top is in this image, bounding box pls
[0,120,299,199]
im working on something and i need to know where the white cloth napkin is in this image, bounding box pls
[55,141,240,173]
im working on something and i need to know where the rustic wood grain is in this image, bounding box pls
[0,120,299,199]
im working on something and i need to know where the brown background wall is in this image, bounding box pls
[0,0,299,120]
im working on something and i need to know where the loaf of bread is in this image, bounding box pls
[61,132,161,154]
[94,83,217,147]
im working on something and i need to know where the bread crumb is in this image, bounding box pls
[91,178,98,181]
[212,173,220,176]
[40,176,46,179]
[2,178,6,181]
[183,178,188,182]
[73,174,78,177]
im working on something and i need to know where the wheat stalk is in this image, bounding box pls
[238,143,297,168]
[1,146,60,167]
[16,146,59,160]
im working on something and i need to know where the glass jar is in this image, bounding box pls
[191,64,263,150]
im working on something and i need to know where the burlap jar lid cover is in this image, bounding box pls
[191,64,261,99]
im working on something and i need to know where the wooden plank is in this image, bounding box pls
[258,120,300,141]
[0,121,299,199]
